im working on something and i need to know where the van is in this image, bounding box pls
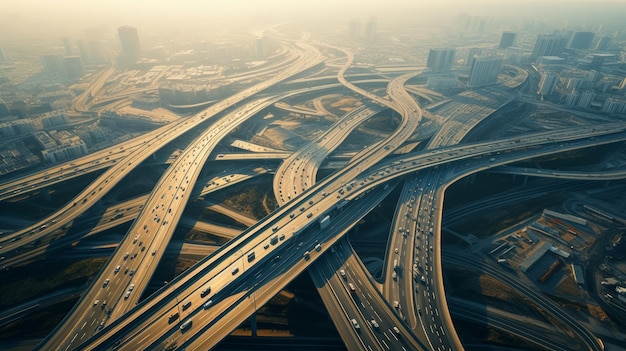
[247,252,255,262]
[180,319,192,332]
[203,300,213,309]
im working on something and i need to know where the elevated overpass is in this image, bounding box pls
[68,122,626,351]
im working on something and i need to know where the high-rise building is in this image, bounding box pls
[254,36,270,58]
[0,98,10,117]
[64,56,85,80]
[596,35,613,51]
[537,72,558,97]
[62,37,74,55]
[40,54,65,73]
[467,56,502,88]
[576,90,596,109]
[427,48,455,73]
[466,48,483,67]
[499,32,516,49]
[364,17,377,41]
[349,20,361,39]
[78,39,106,64]
[531,34,568,59]
[568,31,595,50]
[118,26,141,58]
[0,45,6,62]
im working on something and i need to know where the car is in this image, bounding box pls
[128,284,134,291]
[393,300,399,309]
[340,270,346,280]
[201,287,211,297]
[124,291,130,299]
[124,252,129,260]
[103,279,110,287]
[129,269,135,276]
[152,250,156,256]
[114,266,120,273]
[203,300,213,309]
[392,326,401,334]
[94,300,99,306]
[350,318,360,331]
[370,320,379,329]
[182,301,192,310]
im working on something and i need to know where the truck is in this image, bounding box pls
[319,215,330,230]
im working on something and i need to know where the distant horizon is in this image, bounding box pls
[0,0,625,42]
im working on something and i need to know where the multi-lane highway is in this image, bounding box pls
[58,120,626,351]
[36,42,325,351]
[2,35,623,351]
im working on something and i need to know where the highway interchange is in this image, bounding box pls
[0,37,624,351]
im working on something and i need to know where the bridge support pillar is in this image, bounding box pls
[250,311,257,337]
[40,187,51,202]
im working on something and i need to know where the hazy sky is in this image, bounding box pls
[1,0,624,40]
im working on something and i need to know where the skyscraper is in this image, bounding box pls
[40,54,65,73]
[364,17,377,41]
[427,48,455,73]
[62,37,74,55]
[466,48,483,67]
[349,21,361,39]
[537,72,558,97]
[64,56,85,80]
[531,34,568,59]
[499,32,516,49]
[118,26,141,58]
[568,31,595,50]
[467,56,502,88]
[596,35,613,51]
